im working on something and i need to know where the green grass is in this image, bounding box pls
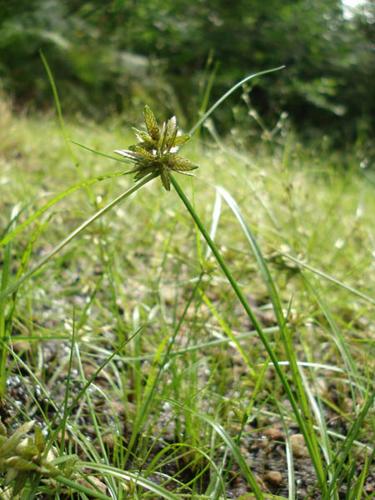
[0,92,374,499]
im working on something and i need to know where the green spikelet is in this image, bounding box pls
[143,105,160,141]
[115,105,198,191]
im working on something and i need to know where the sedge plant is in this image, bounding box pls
[2,65,371,497]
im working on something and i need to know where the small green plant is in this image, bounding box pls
[0,67,282,303]
[0,420,76,497]
[114,105,197,190]
[3,65,373,498]
[0,420,117,499]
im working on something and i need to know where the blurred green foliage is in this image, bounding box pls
[0,0,374,141]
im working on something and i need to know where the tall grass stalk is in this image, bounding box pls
[170,174,328,494]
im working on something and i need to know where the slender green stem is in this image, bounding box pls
[0,172,158,301]
[170,174,328,493]
[0,235,11,396]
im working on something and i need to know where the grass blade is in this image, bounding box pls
[0,170,128,249]
[0,172,158,301]
[40,51,77,165]
[282,253,375,307]
[78,462,180,500]
[215,185,328,491]
[189,66,285,136]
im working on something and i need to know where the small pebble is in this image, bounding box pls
[264,470,283,486]
[290,433,309,458]
[264,426,284,441]
[103,433,115,448]
[13,341,32,353]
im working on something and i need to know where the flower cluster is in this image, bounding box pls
[115,106,198,190]
[0,420,76,497]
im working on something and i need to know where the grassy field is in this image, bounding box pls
[0,94,374,499]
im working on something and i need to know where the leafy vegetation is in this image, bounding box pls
[0,75,374,498]
[0,0,374,143]
[0,2,374,496]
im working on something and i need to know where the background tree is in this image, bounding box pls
[0,0,373,142]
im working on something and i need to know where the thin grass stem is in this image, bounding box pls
[170,174,328,494]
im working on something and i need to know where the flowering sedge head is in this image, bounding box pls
[115,106,198,191]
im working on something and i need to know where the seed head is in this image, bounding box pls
[115,106,197,191]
